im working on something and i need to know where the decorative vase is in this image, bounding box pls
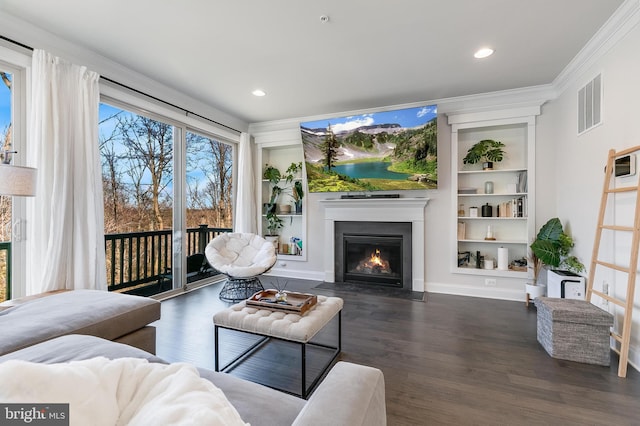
[279,204,291,214]
[482,161,493,170]
[275,291,287,303]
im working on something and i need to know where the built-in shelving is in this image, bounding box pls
[256,143,307,261]
[448,107,539,278]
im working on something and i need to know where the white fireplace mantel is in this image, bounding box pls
[319,197,429,292]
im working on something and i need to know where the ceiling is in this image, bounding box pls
[0,0,624,124]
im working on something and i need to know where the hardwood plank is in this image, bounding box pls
[152,278,640,425]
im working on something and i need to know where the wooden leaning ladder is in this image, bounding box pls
[586,146,640,378]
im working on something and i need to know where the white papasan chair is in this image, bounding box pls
[205,232,277,302]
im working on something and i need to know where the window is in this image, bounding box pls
[0,69,12,302]
[186,130,233,229]
[99,102,234,296]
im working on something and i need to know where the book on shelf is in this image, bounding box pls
[457,222,466,240]
[516,171,528,193]
[497,196,527,218]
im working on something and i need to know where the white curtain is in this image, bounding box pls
[233,132,257,233]
[26,50,107,294]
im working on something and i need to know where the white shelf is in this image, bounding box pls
[449,109,538,281]
[458,239,528,244]
[457,193,527,197]
[457,217,527,220]
[458,168,527,175]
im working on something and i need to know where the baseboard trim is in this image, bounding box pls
[426,281,524,302]
[265,268,325,282]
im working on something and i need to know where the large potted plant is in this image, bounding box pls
[530,217,585,282]
[462,139,506,170]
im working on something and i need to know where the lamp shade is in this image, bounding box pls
[0,164,37,196]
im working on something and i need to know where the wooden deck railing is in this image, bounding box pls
[104,226,231,292]
[0,226,231,299]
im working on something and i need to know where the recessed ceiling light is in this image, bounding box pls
[474,48,494,59]
[252,89,266,97]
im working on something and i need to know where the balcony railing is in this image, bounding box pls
[104,225,231,294]
[0,227,229,301]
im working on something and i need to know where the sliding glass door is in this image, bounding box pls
[98,102,235,296]
[0,68,12,302]
[99,102,176,296]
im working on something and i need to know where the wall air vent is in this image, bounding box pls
[578,73,602,135]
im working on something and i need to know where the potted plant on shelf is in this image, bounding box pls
[528,217,585,299]
[292,180,304,214]
[263,164,282,214]
[265,211,284,247]
[462,139,506,170]
[285,161,303,183]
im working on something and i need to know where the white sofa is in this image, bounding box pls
[0,334,387,426]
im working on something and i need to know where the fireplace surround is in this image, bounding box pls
[320,197,429,292]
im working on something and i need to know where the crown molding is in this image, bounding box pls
[249,84,554,133]
[553,0,640,95]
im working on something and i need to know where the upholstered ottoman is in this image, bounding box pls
[535,297,613,366]
[213,295,343,398]
[0,289,161,355]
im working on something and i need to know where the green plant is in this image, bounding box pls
[285,162,303,183]
[263,164,282,204]
[265,211,283,235]
[462,139,506,165]
[530,218,585,280]
[292,180,304,203]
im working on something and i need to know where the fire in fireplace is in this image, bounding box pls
[335,221,412,290]
[356,248,391,274]
[344,235,402,286]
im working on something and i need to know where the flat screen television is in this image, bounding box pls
[299,104,437,192]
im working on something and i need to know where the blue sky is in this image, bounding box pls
[0,72,11,131]
[300,104,437,132]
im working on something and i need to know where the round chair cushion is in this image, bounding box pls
[205,233,276,278]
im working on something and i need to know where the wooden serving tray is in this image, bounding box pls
[246,289,318,315]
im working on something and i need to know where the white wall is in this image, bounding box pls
[539,19,640,370]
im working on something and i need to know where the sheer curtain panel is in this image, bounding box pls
[233,132,256,233]
[26,49,107,294]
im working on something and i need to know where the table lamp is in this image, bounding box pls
[0,150,37,196]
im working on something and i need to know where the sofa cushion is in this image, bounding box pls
[0,290,160,355]
[205,233,276,278]
[1,335,306,426]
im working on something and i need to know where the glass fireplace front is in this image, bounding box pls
[343,235,402,287]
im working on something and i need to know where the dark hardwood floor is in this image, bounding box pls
[152,277,640,425]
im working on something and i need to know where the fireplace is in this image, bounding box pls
[335,221,412,290]
[320,197,429,292]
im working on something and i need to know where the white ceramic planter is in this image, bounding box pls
[525,283,546,299]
